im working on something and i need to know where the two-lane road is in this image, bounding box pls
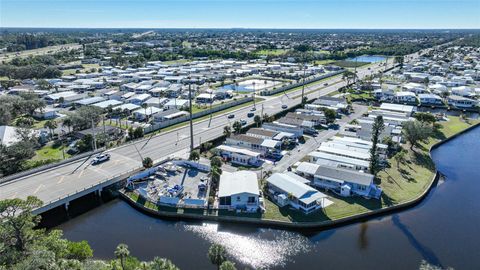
[0,56,410,206]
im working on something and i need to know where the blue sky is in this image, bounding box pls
[1,0,479,29]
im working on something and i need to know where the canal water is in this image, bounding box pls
[346,55,387,63]
[56,126,480,270]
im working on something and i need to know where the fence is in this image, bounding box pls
[143,97,254,134]
[259,70,344,96]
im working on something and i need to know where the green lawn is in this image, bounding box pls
[347,91,375,102]
[262,116,480,223]
[32,144,71,161]
[314,60,335,65]
[32,119,49,129]
[162,59,191,65]
[255,49,289,56]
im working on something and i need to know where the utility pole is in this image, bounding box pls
[252,81,256,109]
[301,54,306,105]
[188,82,194,152]
[91,118,97,151]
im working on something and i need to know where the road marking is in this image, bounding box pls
[33,184,44,195]
[78,170,85,178]
[57,176,65,184]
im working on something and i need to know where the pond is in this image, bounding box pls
[346,55,387,63]
[56,127,480,269]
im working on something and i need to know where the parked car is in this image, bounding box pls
[281,104,288,109]
[250,107,256,111]
[227,114,235,119]
[247,112,254,118]
[240,120,247,125]
[91,153,111,165]
[324,83,328,86]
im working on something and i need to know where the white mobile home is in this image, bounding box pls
[218,171,260,212]
[266,172,331,214]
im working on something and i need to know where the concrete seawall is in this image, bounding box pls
[120,122,480,230]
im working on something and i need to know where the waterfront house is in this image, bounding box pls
[418,93,444,106]
[447,95,478,109]
[394,91,417,104]
[266,172,331,214]
[379,103,416,116]
[218,171,260,212]
[310,165,381,199]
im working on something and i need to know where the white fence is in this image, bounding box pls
[144,97,254,134]
[259,70,344,96]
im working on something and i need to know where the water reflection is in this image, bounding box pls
[391,215,443,267]
[358,222,368,250]
[183,223,311,269]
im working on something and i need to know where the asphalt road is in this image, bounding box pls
[0,56,411,205]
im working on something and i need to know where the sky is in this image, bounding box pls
[1,0,479,29]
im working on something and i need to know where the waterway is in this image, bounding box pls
[56,126,480,269]
[346,55,387,63]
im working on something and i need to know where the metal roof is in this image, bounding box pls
[218,171,259,198]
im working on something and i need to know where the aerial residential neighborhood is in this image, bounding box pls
[1,1,479,269]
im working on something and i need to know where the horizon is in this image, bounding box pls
[1,0,479,29]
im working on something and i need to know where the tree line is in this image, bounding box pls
[0,196,239,270]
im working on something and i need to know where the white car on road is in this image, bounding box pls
[91,153,111,165]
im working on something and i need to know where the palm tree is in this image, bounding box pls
[232,121,242,134]
[141,103,148,122]
[219,261,236,270]
[114,243,130,270]
[149,257,179,270]
[189,150,200,162]
[394,55,404,70]
[63,118,73,134]
[253,115,262,127]
[44,120,58,138]
[208,244,227,270]
[142,157,153,168]
[223,126,231,137]
[394,150,407,169]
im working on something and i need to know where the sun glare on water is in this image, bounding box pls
[182,223,311,269]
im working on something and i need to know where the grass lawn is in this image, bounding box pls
[162,59,191,65]
[32,144,71,162]
[347,91,375,102]
[61,63,101,76]
[255,49,289,56]
[314,60,335,65]
[262,116,480,223]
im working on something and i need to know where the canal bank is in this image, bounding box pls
[117,117,480,229]
[55,124,480,270]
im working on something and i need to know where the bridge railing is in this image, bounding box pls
[0,148,105,185]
